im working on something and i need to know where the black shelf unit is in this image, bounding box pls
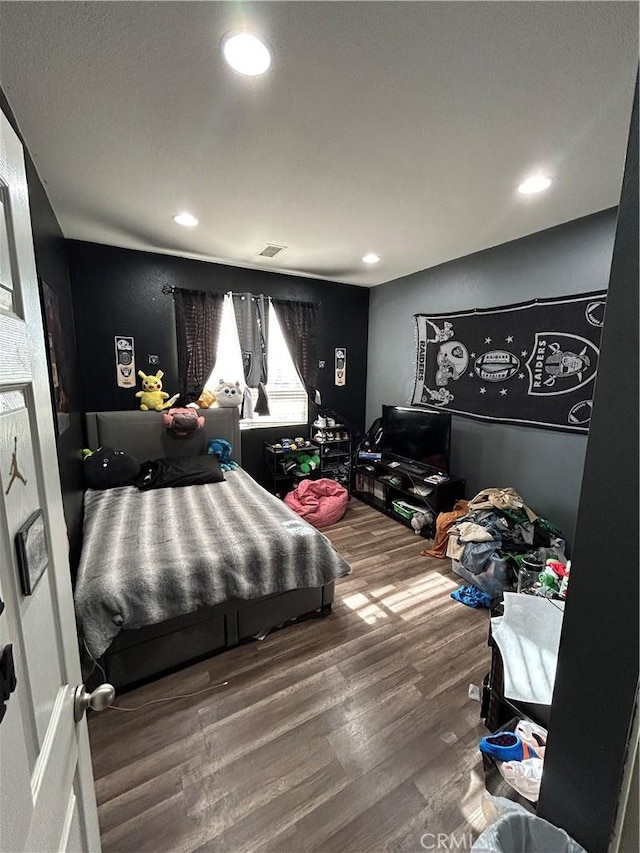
[353,459,465,537]
[263,440,321,497]
[310,425,352,491]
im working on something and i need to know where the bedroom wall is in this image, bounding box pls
[0,86,85,571]
[67,241,369,482]
[366,209,618,543]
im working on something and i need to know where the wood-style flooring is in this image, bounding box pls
[88,498,491,852]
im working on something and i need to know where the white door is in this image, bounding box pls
[0,109,101,850]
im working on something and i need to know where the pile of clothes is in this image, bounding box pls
[441,488,566,599]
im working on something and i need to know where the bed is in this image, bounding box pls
[76,409,350,689]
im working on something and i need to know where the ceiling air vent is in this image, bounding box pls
[258,244,286,258]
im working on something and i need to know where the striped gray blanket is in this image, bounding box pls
[75,468,351,659]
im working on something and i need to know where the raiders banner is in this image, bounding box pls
[412,293,606,433]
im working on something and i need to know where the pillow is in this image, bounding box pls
[83,447,141,490]
[136,455,225,491]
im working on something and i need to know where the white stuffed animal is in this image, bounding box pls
[213,379,242,408]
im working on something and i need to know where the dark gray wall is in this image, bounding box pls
[367,210,617,543]
[538,78,638,853]
[0,86,85,572]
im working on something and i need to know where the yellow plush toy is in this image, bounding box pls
[135,370,179,411]
[195,388,216,409]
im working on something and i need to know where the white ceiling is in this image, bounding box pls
[0,2,637,287]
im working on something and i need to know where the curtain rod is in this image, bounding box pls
[161,285,320,306]
[161,286,267,299]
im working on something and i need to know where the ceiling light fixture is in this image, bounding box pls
[173,212,199,227]
[517,174,553,195]
[222,32,272,77]
[362,253,381,264]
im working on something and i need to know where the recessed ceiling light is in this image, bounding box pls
[518,175,553,195]
[222,32,272,77]
[362,253,381,264]
[173,212,199,227]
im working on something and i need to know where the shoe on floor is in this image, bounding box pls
[479,731,541,761]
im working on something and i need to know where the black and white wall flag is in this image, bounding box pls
[412,293,606,433]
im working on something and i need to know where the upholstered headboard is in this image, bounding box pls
[85,409,242,464]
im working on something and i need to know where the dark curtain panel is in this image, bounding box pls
[232,292,270,417]
[272,298,321,410]
[174,288,224,402]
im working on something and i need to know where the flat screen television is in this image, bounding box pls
[381,405,451,473]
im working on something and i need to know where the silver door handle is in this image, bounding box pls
[74,683,115,722]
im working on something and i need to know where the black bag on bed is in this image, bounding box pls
[83,447,141,490]
[136,455,225,490]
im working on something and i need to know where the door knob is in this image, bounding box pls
[74,683,115,722]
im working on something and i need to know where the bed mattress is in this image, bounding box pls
[75,468,351,659]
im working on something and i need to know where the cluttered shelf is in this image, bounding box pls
[262,417,352,497]
[311,415,348,444]
[378,477,435,501]
[263,437,322,494]
[353,458,466,537]
[264,440,319,455]
[310,419,351,491]
[321,449,351,459]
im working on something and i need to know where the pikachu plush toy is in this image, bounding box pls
[135,370,179,411]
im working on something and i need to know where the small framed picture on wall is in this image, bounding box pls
[15,509,49,596]
[39,278,71,435]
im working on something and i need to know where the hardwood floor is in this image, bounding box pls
[88,499,491,852]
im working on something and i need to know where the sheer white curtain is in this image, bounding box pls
[206,295,307,424]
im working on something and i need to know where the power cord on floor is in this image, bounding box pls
[82,636,107,681]
[81,636,230,713]
[107,680,230,713]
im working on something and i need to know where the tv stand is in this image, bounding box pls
[353,458,466,538]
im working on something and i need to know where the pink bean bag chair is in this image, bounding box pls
[284,478,348,528]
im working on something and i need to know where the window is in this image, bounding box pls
[206,295,308,425]
[208,295,244,389]
[262,303,308,423]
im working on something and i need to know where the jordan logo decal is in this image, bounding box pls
[5,436,27,494]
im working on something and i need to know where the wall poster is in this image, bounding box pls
[412,292,606,433]
[335,347,346,386]
[115,336,136,388]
